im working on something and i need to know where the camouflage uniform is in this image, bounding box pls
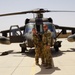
[42,30,53,68]
[33,34,44,65]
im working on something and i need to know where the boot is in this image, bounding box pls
[43,64,48,67]
[45,66,52,69]
[35,60,39,65]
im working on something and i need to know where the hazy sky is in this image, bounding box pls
[0,0,75,31]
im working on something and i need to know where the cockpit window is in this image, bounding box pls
[43,22,55,32]
[43,22,56,38]
[25,22,43,33]
[25,22,56,38]
[25,23,35,33]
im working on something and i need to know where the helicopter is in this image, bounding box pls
[0,8,75,53]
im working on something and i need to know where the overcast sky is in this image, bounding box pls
[0,0,75,31]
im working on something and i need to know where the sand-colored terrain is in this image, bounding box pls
[0,38,75,75]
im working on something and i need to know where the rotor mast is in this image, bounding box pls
[36,13,43,18]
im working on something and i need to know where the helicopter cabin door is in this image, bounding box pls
[9,25,24,43]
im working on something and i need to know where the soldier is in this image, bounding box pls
[32,28,44,65]
[42,24,53,69]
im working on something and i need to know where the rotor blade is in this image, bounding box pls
[49,10,75,12]
[0,9,50,17]
[0,10,49,17]
[0,9,75,17]
[0,11,33,17]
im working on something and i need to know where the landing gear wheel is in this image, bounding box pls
[21,47,27,53]
[54,46,59,52]
[54,41,62,52]
[19,43,27,53]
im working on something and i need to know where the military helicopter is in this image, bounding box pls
[0,8,75,52]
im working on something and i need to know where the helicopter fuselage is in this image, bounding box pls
[23,18,56,48]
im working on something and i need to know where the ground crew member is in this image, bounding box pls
[42,24,53,69]
[32,28,44,65]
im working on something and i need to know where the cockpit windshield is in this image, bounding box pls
[25,22,56,38]
[25,22,43,33]
[43,22,55,32]
[43,22,56,38]
[25,23,35,33]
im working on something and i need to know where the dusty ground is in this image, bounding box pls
[0,38,75,75]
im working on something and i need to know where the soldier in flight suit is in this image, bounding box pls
[32,28,44,65]
[42,24,53,69]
